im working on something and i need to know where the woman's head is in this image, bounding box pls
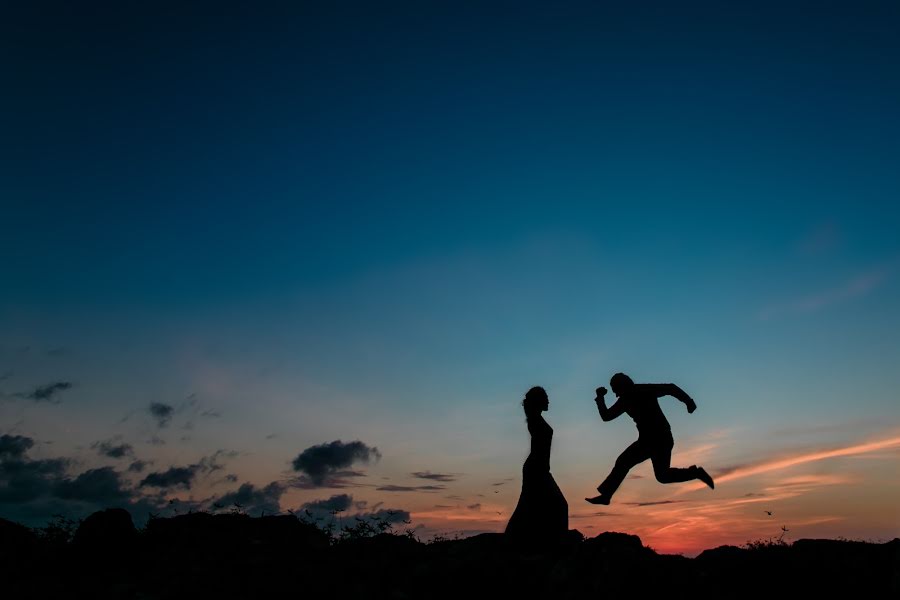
[610,372,635,397]
[523,386,549,414]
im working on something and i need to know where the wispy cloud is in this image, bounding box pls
[759,265,893,320]
[411,471,457,482]
[683,433,900,491]
[624,500,686,507]
[376,484,446,492]
[16,381,73,403]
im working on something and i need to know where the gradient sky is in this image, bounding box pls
[2,1,900,555]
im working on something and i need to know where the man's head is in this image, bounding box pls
[610,372,635,397]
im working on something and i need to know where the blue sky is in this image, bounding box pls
[2,1,899,552]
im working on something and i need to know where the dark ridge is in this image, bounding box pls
[1,509,897,599]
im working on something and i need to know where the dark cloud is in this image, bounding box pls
[200,409,221,418]
[196,449,238,474]
[467,503,481,510]
[411,471,456,482]
[0,434,34,459]
[623,500,685,507]
[225,474,238,482]
[376,484,445,492]
[149,402,174,427]
[491,482,506,486]
[20,381,73,403]
[288,470,366,489]
[0,439,160,527]
[91,438,134,459]
[55,467,132,504]
[128,460,148,473]
[147,435,166,446]
[138,450,237,490]
[291,440,380,486]
[139,466,197,489]
[212,482,285,515]
[0,454,69,503]
[301,493,353,514]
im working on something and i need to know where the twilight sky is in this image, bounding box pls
[2,1,899,555]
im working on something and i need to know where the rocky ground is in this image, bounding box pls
[2,509,898,599]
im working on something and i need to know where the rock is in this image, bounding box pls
[0,517,38,561]
[73,508,137,550]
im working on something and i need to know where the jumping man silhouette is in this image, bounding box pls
[586,372,715,505]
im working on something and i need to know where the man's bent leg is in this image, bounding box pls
[649,435,713,487]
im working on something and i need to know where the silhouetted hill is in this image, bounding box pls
[1,510,897,599]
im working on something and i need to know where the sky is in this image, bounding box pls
[2,1,899,555]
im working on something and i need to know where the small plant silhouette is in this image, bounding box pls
[32,513,80,545]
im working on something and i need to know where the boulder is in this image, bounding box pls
[73,508,137,550]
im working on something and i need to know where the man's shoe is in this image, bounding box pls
[696,467,715,489]
[585,494,611,505]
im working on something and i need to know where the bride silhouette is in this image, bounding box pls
[505,386,568,544]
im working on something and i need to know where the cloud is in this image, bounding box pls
[291,440,381,486]
[0,452,69,504]
[149,402,174,427]
[128,460,148,473]
[18,381,73,403]
[466,503,481,511]
[760,265,893,320]
[411,471,457,482]
[55,467,132,505]
[301,493,354,514]
[376,484,446,492]
[288,471,367,489]
[0,434,34,459]
[139,466,198,489]
[0,437,161,526]
[138,450,237,490]
[196,449,238,473]
[674,432,900,496]
[623,500,685,507]
[211,482,285,515]
[91,437,134,459]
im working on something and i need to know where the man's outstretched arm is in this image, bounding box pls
[594,387,626,421]
[646,383,697,413]
[638,383,697,413]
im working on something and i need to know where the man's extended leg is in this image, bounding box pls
[586,440,650,504]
